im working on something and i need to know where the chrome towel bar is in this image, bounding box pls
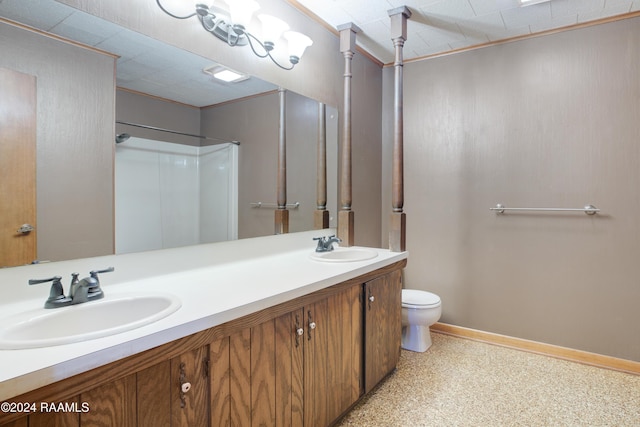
[250,202,300,209]
[490,204,599,215]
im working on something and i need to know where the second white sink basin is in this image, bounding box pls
[0,293,181,350]
[310,247,378,263]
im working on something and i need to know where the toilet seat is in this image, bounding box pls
[402,289,441,308]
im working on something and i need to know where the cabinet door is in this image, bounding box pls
[210,311,304,427]
[136,347,210,427]
[364,270,402,393]
[251,318,276,425]
[209,329,252,426]
[250,309,305,427]
[170,346,210,427]
[209,335,232,426]
[137,360,171,427]
[305,283,363,426]
[80,374,137,426]
[274,309,304,427]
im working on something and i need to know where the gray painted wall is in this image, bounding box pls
[116,89,201,146]
[201,91,339,239]
[385,17,640,361]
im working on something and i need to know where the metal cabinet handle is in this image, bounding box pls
[179,362,190,408]
[307,310,315,340]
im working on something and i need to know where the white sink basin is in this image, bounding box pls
[0,293,181,349]
[310,248,378,263]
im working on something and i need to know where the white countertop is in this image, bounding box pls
[0,230,407,401]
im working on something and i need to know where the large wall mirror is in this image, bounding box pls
[0,0,338,266]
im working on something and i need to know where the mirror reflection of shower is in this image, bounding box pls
[115,136,238,254]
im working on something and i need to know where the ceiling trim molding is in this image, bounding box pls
[201,89,280,110]
[116,87,200,110]
[392,10,640,67]
[0,17,118,59]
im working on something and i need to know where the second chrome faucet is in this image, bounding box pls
[313,235,342,252]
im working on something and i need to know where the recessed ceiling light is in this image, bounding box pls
[519,0,551,6]
[202,65,249,83]
[212,69,245,82]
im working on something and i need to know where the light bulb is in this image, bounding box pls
[284,31,313,64]
[258,14,289,51]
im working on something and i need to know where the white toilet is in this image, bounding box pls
[401,289,442,352]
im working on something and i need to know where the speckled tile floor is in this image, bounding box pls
[337,333,640,427]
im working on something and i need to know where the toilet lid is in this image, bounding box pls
[402,289,441,308]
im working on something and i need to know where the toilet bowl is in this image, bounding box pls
[401,289,442,352]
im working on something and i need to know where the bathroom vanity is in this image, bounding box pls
[0,230,407,426]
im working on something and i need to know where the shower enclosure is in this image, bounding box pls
[115,137,238,254]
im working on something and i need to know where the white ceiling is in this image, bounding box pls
[296,0,640,64]
[1,0,638,106]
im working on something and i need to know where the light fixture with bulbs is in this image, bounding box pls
[156,0,313,70]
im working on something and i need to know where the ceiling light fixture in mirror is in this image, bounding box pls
[156,0,313,70]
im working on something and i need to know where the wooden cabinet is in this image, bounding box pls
[208,282,362,427]
[10,374,138,427]
[364,268,403,393]
[136,346,210,427]
[0,261,406,427]
[81,374,137,426]
[208,312,304,426]
[303,283,362,426]
[3,348,211,427]
[136,361,172,426]
[171,346,210,427]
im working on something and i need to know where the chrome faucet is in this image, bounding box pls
[313,235,342,252]
[68,276,101,305]
[29,267,114,309]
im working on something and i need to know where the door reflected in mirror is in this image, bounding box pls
[0,68,37,267]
